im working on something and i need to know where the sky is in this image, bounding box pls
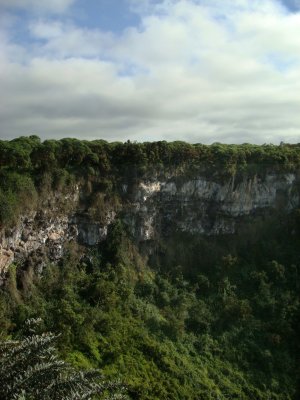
[0,0,300,144]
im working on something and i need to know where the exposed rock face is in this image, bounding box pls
[0,212,77,277]
[124,172,299,239]
[72,210,116,246]
[0,171,299,277]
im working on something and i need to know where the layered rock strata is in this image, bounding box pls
[0,172,298,277]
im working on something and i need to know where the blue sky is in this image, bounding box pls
[0,0,300,143]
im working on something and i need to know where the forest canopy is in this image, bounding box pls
[1,136,300,175]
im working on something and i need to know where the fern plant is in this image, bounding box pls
[0,319,127,400]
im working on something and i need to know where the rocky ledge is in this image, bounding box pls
[0,171,299,278]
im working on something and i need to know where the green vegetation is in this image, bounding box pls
[0,137,300,399]
[1,213,300,399]
[0,319,126,400]
[1,136,300,227]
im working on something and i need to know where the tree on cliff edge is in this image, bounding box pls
[0,319,127,400]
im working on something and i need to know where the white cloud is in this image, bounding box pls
[29,21,114,58]
[0,0,300,143]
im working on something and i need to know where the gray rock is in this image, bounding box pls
[0,172,299,277]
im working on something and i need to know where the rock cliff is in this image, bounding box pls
[0,171,299,278]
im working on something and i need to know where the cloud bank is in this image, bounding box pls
[0,0,300,143]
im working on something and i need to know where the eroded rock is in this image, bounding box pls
[0,172,299,277]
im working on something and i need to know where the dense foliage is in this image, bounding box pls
[1,136,300,227]
[0,319,126,400]
[0,137,300,399]
[1,213,300,399]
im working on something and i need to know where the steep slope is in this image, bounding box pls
[0,167,299,276]
[0,137,300,399]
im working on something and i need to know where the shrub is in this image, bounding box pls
[0,319,127,400]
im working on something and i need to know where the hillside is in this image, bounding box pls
[1,136,300,399]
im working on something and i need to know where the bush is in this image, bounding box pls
[0,319,127,400]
